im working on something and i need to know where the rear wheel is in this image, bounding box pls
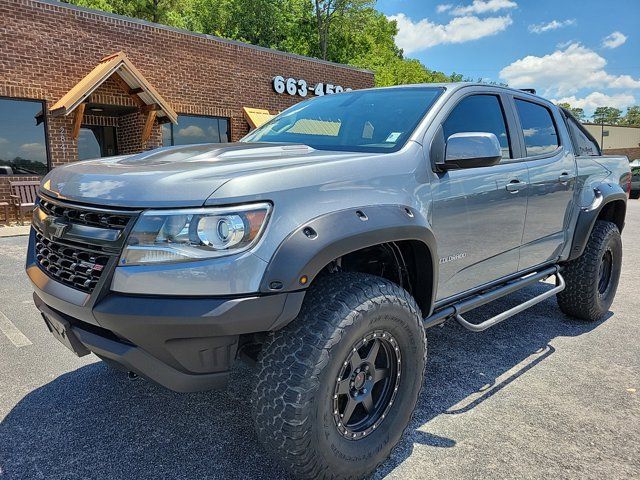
[557,220,622,321]
[630,190,640,199]
[251,273,426,479]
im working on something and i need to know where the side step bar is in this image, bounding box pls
[423,266,565,332]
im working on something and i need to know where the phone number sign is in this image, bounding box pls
[272,76,352,97]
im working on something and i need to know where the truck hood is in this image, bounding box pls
[41,143,364,208]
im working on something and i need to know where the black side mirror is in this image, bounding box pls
[443,132,502,169]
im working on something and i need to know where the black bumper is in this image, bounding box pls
[30,273,305,392]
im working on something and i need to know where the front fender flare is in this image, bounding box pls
[259,205,438,299]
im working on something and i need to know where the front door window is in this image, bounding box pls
[78,126,118,160]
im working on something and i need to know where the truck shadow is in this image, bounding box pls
[0,284,608,480]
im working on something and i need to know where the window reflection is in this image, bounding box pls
[515,100,559,157]
[0,98,48,175]
[162,115,230,146]
[443,95,511,159]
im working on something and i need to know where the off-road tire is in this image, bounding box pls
[630,190,640,200]
[557,220,622,321]
[251,273,427,480]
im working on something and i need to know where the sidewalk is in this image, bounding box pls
[0,225,31,238]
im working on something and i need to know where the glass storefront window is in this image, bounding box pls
[162,115,230,146]
[0,98,49,175]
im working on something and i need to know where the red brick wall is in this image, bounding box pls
[0,0,374,222]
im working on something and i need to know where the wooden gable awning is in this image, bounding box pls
[243,107,275,129]
[50,52,178,140]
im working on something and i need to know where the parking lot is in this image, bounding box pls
[0,201,638,480]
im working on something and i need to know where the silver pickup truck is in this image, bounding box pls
[27,83,631,479]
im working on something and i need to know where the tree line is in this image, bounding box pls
[64,0,463,86]
[558,103,640,127]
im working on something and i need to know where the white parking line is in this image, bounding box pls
[0,310,32,347]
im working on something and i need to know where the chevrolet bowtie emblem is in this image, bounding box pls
[45,218,70,239]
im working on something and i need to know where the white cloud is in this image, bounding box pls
[0,137,8,145]
[390,13,512,54]
[437,4,453,13]
[450,0,517,16]
[529,19,575,34]
[602,31,627,49]
[499,43,640,96]
[554,92,636,112]
[19,142,45,157]
[177,125,205,138]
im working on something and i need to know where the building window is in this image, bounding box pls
[0,98,49,175]
[162,115,230,146]
[78,126,118,160]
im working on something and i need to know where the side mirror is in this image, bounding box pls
[443,132,502,169]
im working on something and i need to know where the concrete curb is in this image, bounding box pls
[0,226,31,238]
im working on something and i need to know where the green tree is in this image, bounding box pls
[622,106,640,126]
[313,0,373,60]
[592,106,622,125]
[64,0,463,86]
[557,102,585,121]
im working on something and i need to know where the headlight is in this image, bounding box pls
[120,203,271,265]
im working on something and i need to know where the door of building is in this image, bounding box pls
[78,125,118,160]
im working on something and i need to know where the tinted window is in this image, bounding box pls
[564,115,599,156]
[0,98,48,175]
[515,99,559,157]
[163,115,230,146]
[443,95,511,159]
[242,87,443,153]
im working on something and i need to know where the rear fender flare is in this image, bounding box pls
[568,184,627,261]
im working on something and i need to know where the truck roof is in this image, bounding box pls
[356,82,548,103]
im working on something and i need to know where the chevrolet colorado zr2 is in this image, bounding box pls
[27,83,631,479]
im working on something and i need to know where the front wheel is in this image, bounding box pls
[251,273,427,479]
[557,220,622,321]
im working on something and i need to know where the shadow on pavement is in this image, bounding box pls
[0,284,608,480]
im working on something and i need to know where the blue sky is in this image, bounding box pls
[377,0,640,117]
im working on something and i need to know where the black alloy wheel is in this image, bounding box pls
[598,249,613,295]
[332,330,401,439]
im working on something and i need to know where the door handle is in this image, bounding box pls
[558,172,573,184]
[506,179,527,193]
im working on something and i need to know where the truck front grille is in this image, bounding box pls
[39,198,131,230]
[35,232,109,293]
[32,196,138,294]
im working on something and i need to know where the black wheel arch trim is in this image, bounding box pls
[567,184,627,261]
[259,205,438,312]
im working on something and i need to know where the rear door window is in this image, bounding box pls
[515,99,559,157]
[443,94,511,159]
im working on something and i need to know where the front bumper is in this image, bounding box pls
[28,264,305,392]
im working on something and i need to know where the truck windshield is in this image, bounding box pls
[242,87,443,153]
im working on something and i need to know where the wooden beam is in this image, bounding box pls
[112,72,145,107]
[71,103,85,140]
[129,87,144,95]
[140,103,161,113]
[142,110,157,143]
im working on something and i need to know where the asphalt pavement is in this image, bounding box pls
[0,202,639,479]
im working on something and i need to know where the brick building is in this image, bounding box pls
[583,123,640,161]
[0,0,374,221]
